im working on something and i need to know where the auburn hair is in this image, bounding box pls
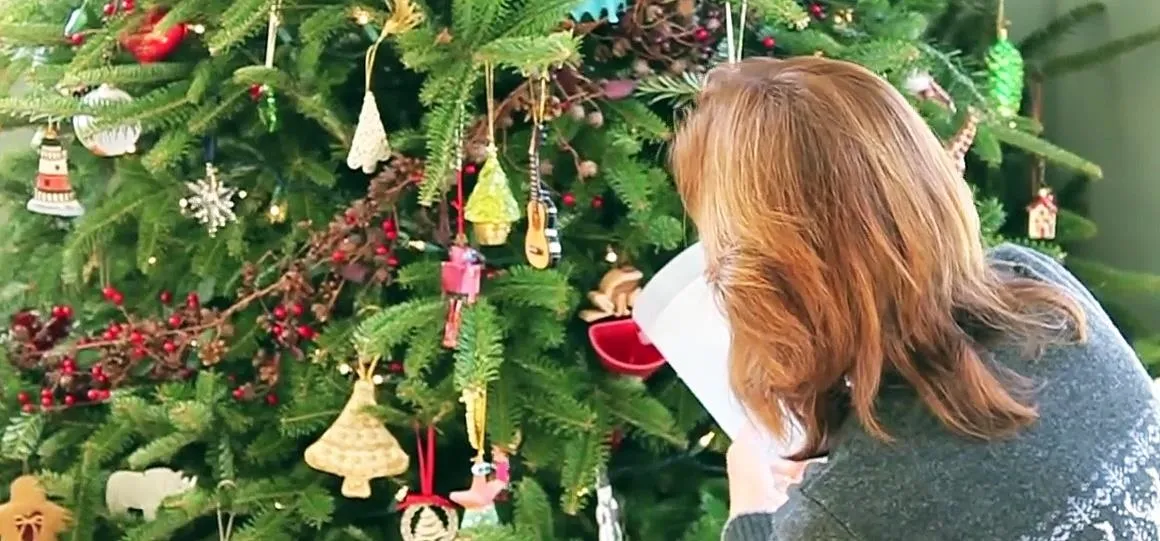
[670,57,1086,459]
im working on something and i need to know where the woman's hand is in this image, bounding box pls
[726,427,811,518]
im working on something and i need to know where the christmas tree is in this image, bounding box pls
[937,1,1160,373]
[0,1,1142,540]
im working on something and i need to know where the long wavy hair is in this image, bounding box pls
[670,57,1085,459]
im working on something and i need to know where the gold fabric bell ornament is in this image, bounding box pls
[464,146,520,245]
[26,126,84,217]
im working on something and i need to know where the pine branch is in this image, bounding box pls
[452,299,505,392]
[207,0,274,56]
[1018,3,1107,58]
[1040,23,1160,78]
[512,477,554,540]
[635,71,703,107]
[0,23,69,45]
[353,297,444,361]
[987,123,1103,178]
[474,31,582,73]
[558,430,608,515]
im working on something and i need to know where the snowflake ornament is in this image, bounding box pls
[179,162,246,237]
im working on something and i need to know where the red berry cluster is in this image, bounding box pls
[8,307,115,412]
[10,306,72,353]
[7,153,430,412]
[560,193,604,210]
[103,0,136,16]
[268,302,314,344]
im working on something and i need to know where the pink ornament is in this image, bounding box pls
[441,245,484,348]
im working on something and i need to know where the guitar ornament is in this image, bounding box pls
[524,74,562,269]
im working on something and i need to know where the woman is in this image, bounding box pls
[671,57,1160,540]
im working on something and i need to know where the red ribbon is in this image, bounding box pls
[455,160,465,240]
[399,424,453,509]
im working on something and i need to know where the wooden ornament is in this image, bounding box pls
[105,468,197,521]
[0,476,70,541]
[1026,187,1058,240]
[578,267,644,323]
[26,126,83,218]
[944,108,979,178]
[305,378,409,498]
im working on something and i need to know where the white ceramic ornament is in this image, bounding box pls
[72,84,142,157]
[595,468,624,541]
[105,468,197,521]
[346,91,392,174]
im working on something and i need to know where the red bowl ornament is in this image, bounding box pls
[588,318,665,379]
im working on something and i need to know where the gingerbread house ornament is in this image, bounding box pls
[26,127,84,217]
[1027,187,1058,240]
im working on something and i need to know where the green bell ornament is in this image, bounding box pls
[464,146,520,245]
[985,0,1024,118]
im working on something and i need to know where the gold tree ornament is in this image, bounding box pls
[346,0,425,173]
[304,358,409,498]
[0,476,71,541]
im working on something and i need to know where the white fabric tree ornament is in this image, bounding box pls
[180,162,245,237]
[346,91,391,174]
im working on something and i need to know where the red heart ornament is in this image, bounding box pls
[120,9,186,63]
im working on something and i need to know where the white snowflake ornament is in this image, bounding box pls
[346,91,392,174]
[180,163,246,237]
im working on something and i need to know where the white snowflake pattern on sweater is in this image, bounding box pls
[1019,401,1160,541]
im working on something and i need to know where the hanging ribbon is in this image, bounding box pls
[484,62,497,150]
[462,387,487,462]
[215,480,237,541]
[264,1,280,68]
[365,0,424,93]
[724,0,749,63]
[454,116,467,245]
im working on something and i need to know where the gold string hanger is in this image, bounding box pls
[364,0,425,92]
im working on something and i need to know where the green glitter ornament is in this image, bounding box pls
[464,146,520,246]
[985,13,1024,118]
[258,87,278,132]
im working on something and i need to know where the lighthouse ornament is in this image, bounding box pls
[26,125,84,217]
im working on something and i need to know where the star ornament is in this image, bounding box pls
[179,163,246,237]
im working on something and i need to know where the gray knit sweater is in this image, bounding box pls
[723,243,1160,541]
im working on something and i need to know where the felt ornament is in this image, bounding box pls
[464,63,520,245]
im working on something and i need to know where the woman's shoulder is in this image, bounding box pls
[987,242,1102,310]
